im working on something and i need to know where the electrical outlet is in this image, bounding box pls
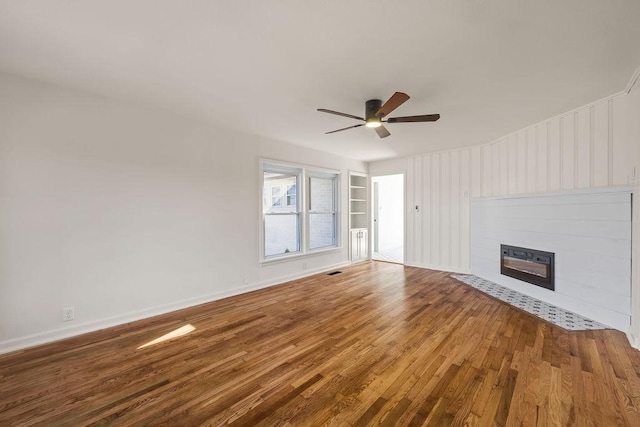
[62,307,74,322]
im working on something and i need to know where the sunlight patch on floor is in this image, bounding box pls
[137,324,196,349]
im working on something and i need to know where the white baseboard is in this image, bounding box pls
[0,261,351,355]
[257,261,351,289]
[404,261,471,275]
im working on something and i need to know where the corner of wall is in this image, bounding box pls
[624,67,640,94]
[629,73,640,350]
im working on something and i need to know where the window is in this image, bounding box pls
[309,175,337,250]
[261,161,340,261]
[263,166,301,258]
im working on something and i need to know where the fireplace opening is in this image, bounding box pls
[500,244,555,291]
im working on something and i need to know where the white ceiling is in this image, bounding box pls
[1,1,639,162]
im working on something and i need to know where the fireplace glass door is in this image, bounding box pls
[500,245,554,291]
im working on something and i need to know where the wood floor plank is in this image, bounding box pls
[1,261,640,425]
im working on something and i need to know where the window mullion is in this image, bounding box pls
[301,170,308,253]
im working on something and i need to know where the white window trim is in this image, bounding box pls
[259,158,341,264]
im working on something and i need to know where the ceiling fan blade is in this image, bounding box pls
[386,114,440,123]
[374,125,391,138]
[317,108,364,121]
[375,92,410,118]
[325,123,365,134]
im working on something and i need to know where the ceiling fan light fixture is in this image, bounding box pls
[365,118,382,128]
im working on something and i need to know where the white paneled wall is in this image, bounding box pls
[405,150,472,272]
[475,97,630,199]
[391,91,636,274]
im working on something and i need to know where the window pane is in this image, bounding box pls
[310,177,334,212]
[309,175,337,250]
[264,172,297,213]
[264,214,300,257]
[271,186,281,207]
[309,213,335,249]
[286,184,296,206]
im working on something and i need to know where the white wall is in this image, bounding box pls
[0,72,366,353]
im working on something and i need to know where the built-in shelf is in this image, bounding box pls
[349,172,369,245]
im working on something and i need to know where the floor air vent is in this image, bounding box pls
[327,271,342,276]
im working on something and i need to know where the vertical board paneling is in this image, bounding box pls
[414,149,472,272]
[548,117,561,191]
[611,97,630,185]
[507,134,518,194]
[481,146,492,197]
[395,91,632,275]
[460,149,471,270]
[471,147,483,198]
[576,108,591,188]
[440,152,451,267]
[561,114,576,189]
[499,140,509,195]
[430,154,441,266]
[607,99,614,185]
[413,157,422,264]
[422,155,432,265]
[516,131,527,193]
[537,123,549,192]
[526,127,537,193]
[407,157,423,263]
[593,101,609,187]
[450,150,461,269]
[405,158,415,264]
[492,143,501,195]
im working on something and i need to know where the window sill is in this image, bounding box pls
[260,246,343,266]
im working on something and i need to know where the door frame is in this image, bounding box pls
[370,172,406,264]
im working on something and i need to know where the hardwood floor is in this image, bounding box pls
[2,262,640,426]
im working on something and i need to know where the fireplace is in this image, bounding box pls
[500,244,555,291]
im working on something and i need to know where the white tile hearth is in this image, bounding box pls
[451,274,609,331]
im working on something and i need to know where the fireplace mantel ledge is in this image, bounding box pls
[471,185,633,203]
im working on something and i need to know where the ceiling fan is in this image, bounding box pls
[318,92,440,138]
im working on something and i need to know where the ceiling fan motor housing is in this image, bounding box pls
[365,99,382,120]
